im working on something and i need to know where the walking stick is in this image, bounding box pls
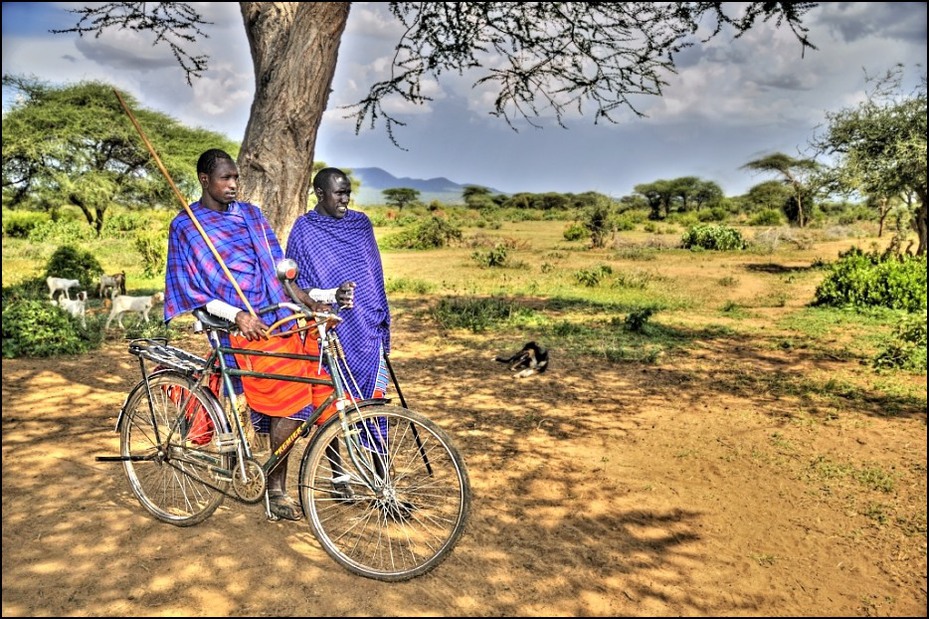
[384,354,433,476]
[113,88,257,318]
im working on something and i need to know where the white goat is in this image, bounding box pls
[47,276,81,300]
[105,292,165,329]
[98,272,127,298]
[52,291,88,328]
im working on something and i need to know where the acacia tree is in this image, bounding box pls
[811,65,927,255]
[382,187,420,212]
[634,179,677,220]
[53,2,817,241]
[1,77,235,234]
[741,153,819,227]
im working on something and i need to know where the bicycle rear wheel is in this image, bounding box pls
[119,371,231,526]
[299,405,471,581]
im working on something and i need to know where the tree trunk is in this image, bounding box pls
[237,2,351,245]
[914,192,927,256]
[877,197,888,237]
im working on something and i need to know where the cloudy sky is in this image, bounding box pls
[2,2,926,198]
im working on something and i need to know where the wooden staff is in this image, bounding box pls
[113,88,256,317]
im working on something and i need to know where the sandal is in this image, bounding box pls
[268,491,302,521]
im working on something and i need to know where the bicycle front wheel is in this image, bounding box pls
[119,371,231,526]
[299,405,471,581]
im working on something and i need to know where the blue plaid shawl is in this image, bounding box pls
[164,201,293,328]
[285,209,391,399]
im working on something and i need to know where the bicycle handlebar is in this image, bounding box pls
[192,259,344,337]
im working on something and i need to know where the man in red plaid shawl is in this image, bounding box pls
[163,149,348,521]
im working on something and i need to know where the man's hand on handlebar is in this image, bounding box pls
[234,311,269,341]
[291,287,335,314]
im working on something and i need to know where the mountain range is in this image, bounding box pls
[348,167,501,205]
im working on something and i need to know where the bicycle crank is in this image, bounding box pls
[232,457,267,503]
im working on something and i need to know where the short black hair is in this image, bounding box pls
[197,149,235,176]
[313,167,348,191]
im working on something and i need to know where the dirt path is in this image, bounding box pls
[2,315,926,617]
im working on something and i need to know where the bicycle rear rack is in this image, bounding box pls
[128,338,209,376]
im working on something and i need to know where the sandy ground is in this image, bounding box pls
[2,297,927,617]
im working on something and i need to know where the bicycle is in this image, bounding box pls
[98,259,471,582]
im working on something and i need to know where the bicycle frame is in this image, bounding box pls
[116,307,392,502]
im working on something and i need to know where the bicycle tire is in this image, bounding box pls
[119,371,231,526]
[298,405,471,581]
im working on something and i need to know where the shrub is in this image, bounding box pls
[472,243,510,268]
[696,207,729,223]
[872,313,928,372]
[103,211,152,234]
[681,224,746,251]
[748,209,786,226]
[624,306,657,333]
[430,296,534,332]
[133,229,168,277]
[386,278,434,294]
[574,265,613,287]
[2,210,50,239]
[44,245,104,290]
[1,298,100,358]
[813,247,927,312]
[380,216,463,250]
[27,219,95,244]
[562,222,588,241]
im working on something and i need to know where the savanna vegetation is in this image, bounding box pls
[2,5,926,615]
[3,64,926,372]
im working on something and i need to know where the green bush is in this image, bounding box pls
[133,229,168,277]
[872,313,927,372]
[385,277,434,294]
[748,209,786,226]
[380,216,463,250]
[1,299,100,358]
[44,245,104,290]
[681,224,746,251]
[430,296,535,332]
[103,211,151,234]
[813,247,927,312]
[472,243,510,267]
[562,221,589,241]
[574,265,613,287]
[624,306,657,333]
[27,219,95,244]
[2,210,51,238]
[696,207,728,223]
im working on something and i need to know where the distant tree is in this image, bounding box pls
[53,2,817,241]
[502,193,534,210]
[811,65,927,255]
[692,180,725,210]
[583,196,619,249]
[462,185,495,210]
[1,76,236,234]
[670,177,702,212]
[742,180,793,213]
[741,153,819,227]
[634,179,677,219]
[382,187,420,212]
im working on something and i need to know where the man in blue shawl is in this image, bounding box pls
[286,167,391,413]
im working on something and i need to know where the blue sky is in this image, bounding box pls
[2,2,926,198]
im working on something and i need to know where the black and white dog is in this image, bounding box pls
[495,341,549,378]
